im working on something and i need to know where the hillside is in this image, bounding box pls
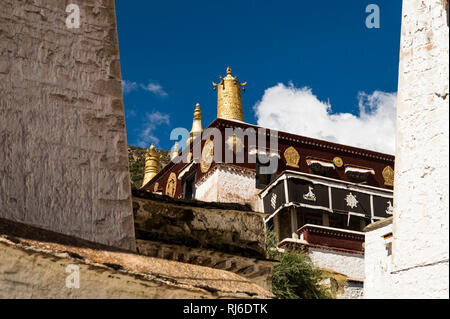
[128,145,171,190]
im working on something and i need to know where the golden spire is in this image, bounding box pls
[187,103,203,145]
[212,66,246,121]
[141,144,161,188]
[170,141,179,160]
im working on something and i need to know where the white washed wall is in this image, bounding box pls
[308,247,365,280]
[390,0,449,298]
[364,223,393,298]
[196,166,260,210]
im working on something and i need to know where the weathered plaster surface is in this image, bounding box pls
[0,0,135,250]
[307,247,365,280]
[364,222,393,298]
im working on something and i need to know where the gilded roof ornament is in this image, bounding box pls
[170,142,179,161]
[187,103,203,145]
[141,144,161,189]
[213,66,246,121]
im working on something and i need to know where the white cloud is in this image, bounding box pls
[122,80,168,98]
[253,83,397,154]
[137,111,170,148]
[141,82,168,97]
[122,80,138,94]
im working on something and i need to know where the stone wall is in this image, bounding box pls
[0,219,272,299]
[390,0,449,298]
[0,0,135,250]
[133,193,268,259]
[136,239,275,292]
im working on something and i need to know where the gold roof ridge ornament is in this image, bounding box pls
[187,103,203,145]
[141,144,161,189]
[213,66,246,122]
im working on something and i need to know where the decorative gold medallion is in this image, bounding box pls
[226,135,244,154]
[153,182,159,192]
[333,157,344,168]
[200,139,214,173]
[284,146,300,168]
[165,173,177,197]
[382,166,394,186]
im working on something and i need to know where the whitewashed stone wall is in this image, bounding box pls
[196,166,260,210]
[307,247,365,280]
[365,0,449,298]
[195,169,220,202]
[0,0,135,250]
[391,0,449,298]
[364,221,393,298]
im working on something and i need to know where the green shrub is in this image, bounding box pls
[266,230,331,299]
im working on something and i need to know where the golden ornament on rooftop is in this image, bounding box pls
[284,146,300,168]
[165,172,177,197]
[213,66,246,121]
[187,103,203,145]
[141,144,161,188]
[382,166,394,186]
[333,157,344,168]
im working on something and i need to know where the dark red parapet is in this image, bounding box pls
[297,224,365,253]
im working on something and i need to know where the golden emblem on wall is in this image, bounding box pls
[284,146,300,168]
[200,139,214,173]
[154,182,159,192]
[382,166,394,186]
[333,157,344,168]
[165,172,177,197]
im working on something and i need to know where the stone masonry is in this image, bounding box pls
[0,0,135,250]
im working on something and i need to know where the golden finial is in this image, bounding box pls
[193,103,202,120]
[171,142,179,160]
[141,144,161,189]
[187,103,203,145]
[213,66,246,121]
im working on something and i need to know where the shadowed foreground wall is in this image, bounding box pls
[0,0,135,250]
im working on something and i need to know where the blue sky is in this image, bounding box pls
[115,0,402,153]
